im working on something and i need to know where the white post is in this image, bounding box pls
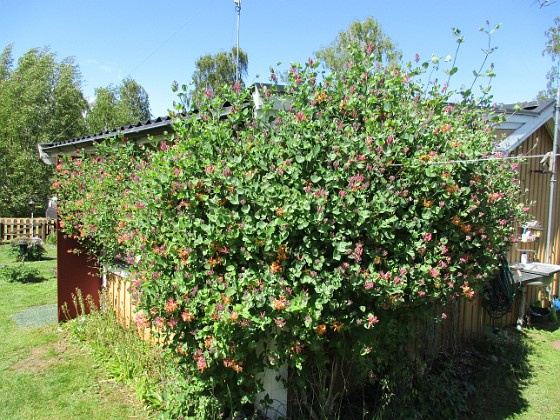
[255,336,288,419]
[234,0,241,83]
[546,75,560,264]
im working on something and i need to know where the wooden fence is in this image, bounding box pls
[0,217,56,242]
[105,271,160,343]
[105,268,550,355]
[106,271,136,329]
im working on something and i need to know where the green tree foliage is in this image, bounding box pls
[537,16,559,101]
[0,45,87,216]
[315,17,401,73]
[188,47,248,107]
[86,77,151,133]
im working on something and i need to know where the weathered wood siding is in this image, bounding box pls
[105,268,542,357]
[507,124,560,297]
[106,271,136,328]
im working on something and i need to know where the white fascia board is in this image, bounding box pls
[496,107,555,153]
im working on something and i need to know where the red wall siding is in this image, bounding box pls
[57,225,101,321]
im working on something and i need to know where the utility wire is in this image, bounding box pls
[390,153,560,168]
[49,18,193,144]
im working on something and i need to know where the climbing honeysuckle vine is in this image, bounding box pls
[54,43,529,417]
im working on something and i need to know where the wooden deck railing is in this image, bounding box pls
[0,217,56,242]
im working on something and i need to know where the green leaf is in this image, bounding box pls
[310,174,321,183]
[229,194,239,205]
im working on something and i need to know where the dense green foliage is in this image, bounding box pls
[55,41,528,417]
[0,44,151,217]
[3,236,558,419]
[0,265,43,283]
[85,77,151,133]
[315,17,401,72]
[0,45,88,216]
[183,46,248,109]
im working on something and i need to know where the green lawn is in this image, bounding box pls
[0,243,150,420]
[511,326,560,419]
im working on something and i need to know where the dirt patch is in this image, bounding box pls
[551,341,560,351]
[11,341,68,373]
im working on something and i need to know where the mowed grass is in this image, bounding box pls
[510,325,560,419]
[0,243,150,420]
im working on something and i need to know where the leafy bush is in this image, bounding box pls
[55,39,528,417]
[11,237,47,262]
[0,264,45,283]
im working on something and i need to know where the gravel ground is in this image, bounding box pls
[12,304,58,327]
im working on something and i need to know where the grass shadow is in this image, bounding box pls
[466,328,533,419]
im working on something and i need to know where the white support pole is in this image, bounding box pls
[234,0,241,84]
[546,76,560,264]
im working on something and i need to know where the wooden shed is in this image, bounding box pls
[38,115,175,321]
[37,96,560,334]
[495,100,560,290]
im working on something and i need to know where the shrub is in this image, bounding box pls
[55,39,528,417]
[0,264,44,283]
[11,237,47,262]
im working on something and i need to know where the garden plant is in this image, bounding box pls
[10,237,47,262]
[55,34,530,418]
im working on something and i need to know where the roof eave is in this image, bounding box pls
[496,103,556,153]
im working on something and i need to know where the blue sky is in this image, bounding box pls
[1,0,558,118]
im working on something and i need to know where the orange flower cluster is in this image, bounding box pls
[419,154,433,162]
[181,310,195,322]
[178,248,191,265]
[461,282,475,299]
[451,215,473,234]
[290,341,304,354]
[277,244,288,260]
[487,192,503,203]
[423,198,433,208]
[314,321,343,335]
[273,295,289,311]
[440,123,451,133]
[315,91,327,104]
[270,260,283,274]
[223,358,243,373]
[332,320,344,332]
[315,324,327,335]
[165,299,178,313]
[445,184,459,194]
[207,256,221,267]
[270,243,288,273]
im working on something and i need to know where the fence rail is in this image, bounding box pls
[0,217,56,242]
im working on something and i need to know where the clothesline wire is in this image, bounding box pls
[390,152,559,167]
